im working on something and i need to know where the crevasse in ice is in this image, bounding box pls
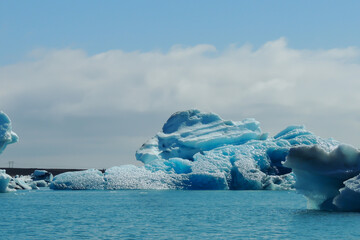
[0,112,18,193]
[51,109,339,191]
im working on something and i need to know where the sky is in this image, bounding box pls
[1,1,360,168]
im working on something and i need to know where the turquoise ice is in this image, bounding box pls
[52,109,339,191]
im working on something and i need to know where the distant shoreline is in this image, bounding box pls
[0,168,105,177]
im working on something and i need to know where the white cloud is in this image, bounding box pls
[2,38,360,117]
[1,38,360,167]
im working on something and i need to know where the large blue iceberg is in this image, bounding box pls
[51,109,340,191]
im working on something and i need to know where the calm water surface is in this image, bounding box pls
[0,190,359,239]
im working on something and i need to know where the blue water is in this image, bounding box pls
[1,190,359,239]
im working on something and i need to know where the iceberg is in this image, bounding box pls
[0,112,18,193]
[136,109,268,164]
[284,144,360,211]
[0,112,18,154]
[53,109,339,191]
[31,170,53,182]
[50,166,182,190]
[134,110,338,190]
[3,108,359,211]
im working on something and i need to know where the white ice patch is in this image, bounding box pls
[105,165,179,190]
[50,169,105,190]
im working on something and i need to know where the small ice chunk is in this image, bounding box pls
[34,180,48,188]
[14,178,32,190]
[31,170,53,182]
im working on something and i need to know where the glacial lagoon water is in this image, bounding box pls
[1,190,360,239]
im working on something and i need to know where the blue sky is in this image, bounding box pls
[1,1,360,168]
[1,0,360,65]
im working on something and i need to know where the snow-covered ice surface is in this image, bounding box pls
[52,109,340,192]
[50,169,105,190]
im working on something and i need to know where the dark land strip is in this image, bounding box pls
[1,168,106,177]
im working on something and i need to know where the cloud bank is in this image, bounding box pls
[1,38,360,167]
